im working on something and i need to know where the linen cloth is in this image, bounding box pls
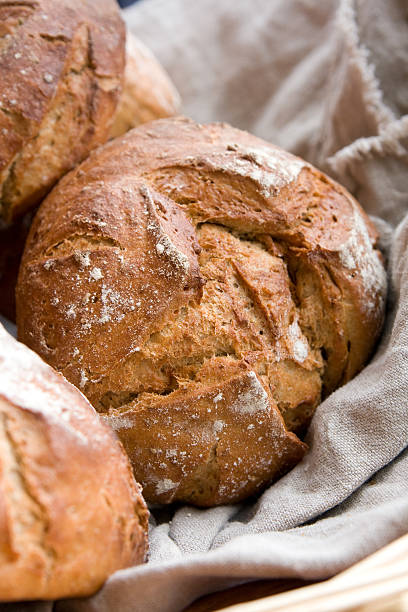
[1,0,408,610]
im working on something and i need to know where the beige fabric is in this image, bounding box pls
[1,0,407,610]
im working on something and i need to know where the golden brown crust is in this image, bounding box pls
[17,117,387,506]
[110,32,181,138]
[17,179,203,385]
[0,324,148,601]
[0,0,125,224]
[107,370,306,506]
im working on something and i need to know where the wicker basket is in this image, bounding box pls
[214,533,408,612]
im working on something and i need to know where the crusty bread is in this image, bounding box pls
[0,0,125,225]
[0,323,148,601]
[16,117,387,506]
[110,32,181,138]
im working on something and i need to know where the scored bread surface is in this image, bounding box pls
[17,117,387,506]
[0,324,148,601]
[0,0,125,224]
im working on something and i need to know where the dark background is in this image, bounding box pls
[118,0,139,7]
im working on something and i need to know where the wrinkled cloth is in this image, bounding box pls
[1,0,408,611]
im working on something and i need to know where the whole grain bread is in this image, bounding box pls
[0,323,148,601]
[16,117,387,506]
[0,0,125,225]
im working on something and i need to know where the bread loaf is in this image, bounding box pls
[0,323,148,601]
[0,0,125,225]
[110,32,181,138]
[16,117,387,506]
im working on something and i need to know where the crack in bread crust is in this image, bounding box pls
[0,0,125,223]
[77,220,322,437]
[0,404,54,580]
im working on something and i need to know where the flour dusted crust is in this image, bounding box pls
[0,324,148,601]
[110,370,305,505]
[0,0,125,224]
[17,117,387,506]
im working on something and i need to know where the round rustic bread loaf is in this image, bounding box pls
[0,0,125,225]
[16,117,387,506]
[0,324,148,601]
